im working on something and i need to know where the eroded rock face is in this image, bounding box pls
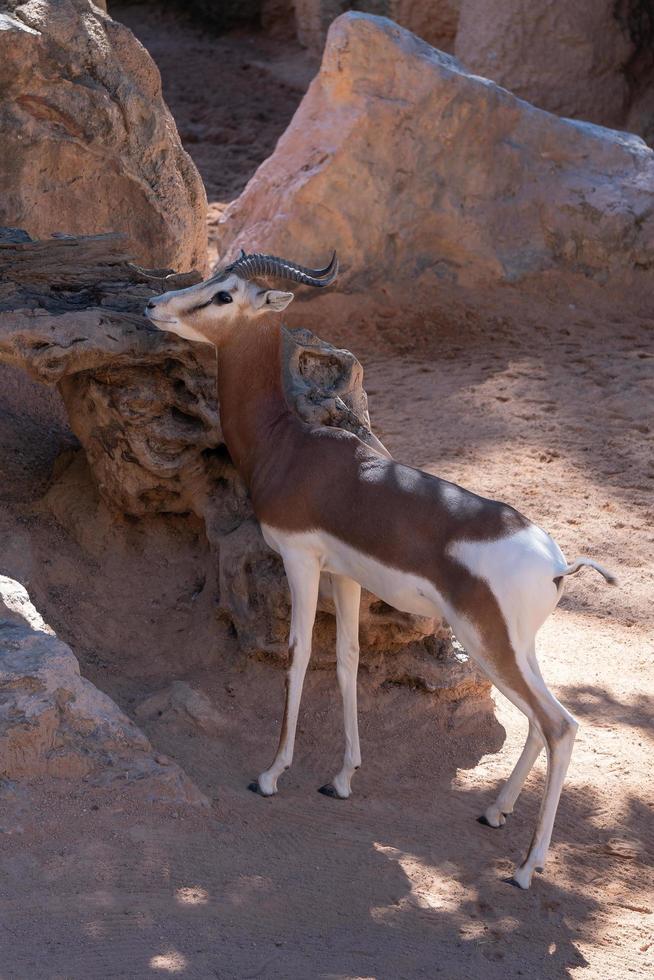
[454,0,654,144]
[0,231,487,709]
[0,0,207,271]
[0,576,207,804]
[271,2,653,144]
[216,12,654,335]
[455,0,632,129]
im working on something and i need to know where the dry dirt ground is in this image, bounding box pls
[0,6,653,980]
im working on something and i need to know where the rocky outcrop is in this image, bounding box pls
[136,682,225,735]
[216,12,654,337]
[0,576,207,804]
[454,0,654,145]
[270,3,653,145]
[0,232,385,519]
[455,0,632,130]
[0,0,206,271]
[0,230,489,710]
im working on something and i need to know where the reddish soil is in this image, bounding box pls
[0,6,652,980]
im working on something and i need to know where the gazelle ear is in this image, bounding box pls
[257,289,294,312]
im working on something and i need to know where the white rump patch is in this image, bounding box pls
[449,525,566,651]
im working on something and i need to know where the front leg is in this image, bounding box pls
[319,574,362,800]
[256,549,320,796]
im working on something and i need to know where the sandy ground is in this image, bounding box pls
[0,7,652,980]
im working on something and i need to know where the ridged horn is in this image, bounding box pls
[224,249,338,288]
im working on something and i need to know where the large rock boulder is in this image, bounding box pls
[0,0,207,271]
[274,3,653,144]
[216,12,654,337]
[0,576,207,804]
[0,230,490,713]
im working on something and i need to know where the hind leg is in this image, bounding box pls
[473,647,577,888]
[512,680,578,889]
[482,643,545,827]
[482,721,544,827]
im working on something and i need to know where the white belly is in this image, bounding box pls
[261,521,565,660]
[261,523,445,620]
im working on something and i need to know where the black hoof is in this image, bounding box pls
[318,784,341,799]
[477,814,505,828]
[503,876,524,889]
[248,780,265,796]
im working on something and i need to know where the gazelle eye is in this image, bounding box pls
[213,291,233,304]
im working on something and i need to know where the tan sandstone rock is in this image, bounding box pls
[136,682,225,735]
[0,576,207,804]
[455,0,632,130]
[216,12,654,336]
[0,0,207,271]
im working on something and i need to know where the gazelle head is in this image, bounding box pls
[145,250,338,347]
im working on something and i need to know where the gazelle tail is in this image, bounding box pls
[559,558,617,586]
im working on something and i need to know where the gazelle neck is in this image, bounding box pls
[217,316,295,487]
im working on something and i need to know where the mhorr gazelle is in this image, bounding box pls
[145,249,616,889]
